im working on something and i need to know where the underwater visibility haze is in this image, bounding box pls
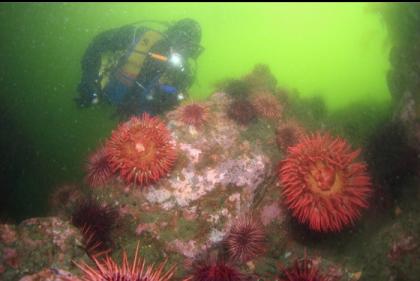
[0,2,419,281]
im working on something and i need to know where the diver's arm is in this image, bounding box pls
[76,25,139,107]
[175,62,195,92]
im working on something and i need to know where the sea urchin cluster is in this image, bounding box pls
[278,133,372,232]
[106,113,177,187]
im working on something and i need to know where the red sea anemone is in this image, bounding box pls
[75,242,175,281]
[106,113,177,187]
[279,257,326,281]
[175,102,210,128]
[85,146,113,188]
[275,121,305,153]
[251,91,282,120]
[184,260,244,281]
[278,133,372,232]
[225,216,266,262]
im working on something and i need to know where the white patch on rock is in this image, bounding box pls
[209,228,226,243]
[145,188,172,204]
[179,143,202,163]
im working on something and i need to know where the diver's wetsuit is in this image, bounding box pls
[76,24,194,117]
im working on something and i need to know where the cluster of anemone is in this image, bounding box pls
[278,133,372,232]
[85,113,177,188]
[251,91,283,120]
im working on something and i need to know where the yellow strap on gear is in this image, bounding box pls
[119,30,163,83]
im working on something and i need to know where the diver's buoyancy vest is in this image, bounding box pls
[104,30,164,105]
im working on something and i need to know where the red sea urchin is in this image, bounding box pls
[71,198,118,256]
[227,100,257,126]
[278,133,372,232]
[251,91,282,120]
[279,257,326,281]
[75,242,175,281]
[275,121,305,153]
[176,102,210,128]
[184,260,244,281]
[106,113,177,187]
[225,216,266,263]
[85,146,113,188]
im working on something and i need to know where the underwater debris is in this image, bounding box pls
[106,113,177,187]
[278,133,372,232]
[224,216,266,263]
[85,146,113,188]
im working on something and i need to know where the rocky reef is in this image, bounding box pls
[381,3,420,153]
[2,53,420,280]
[0,88,367,281]
[0,217,85,281]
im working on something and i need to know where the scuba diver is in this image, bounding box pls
[75,18,203,117]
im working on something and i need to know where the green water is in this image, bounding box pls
[0,3,391,221]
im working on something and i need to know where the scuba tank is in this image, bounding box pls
[104,29,165,105]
